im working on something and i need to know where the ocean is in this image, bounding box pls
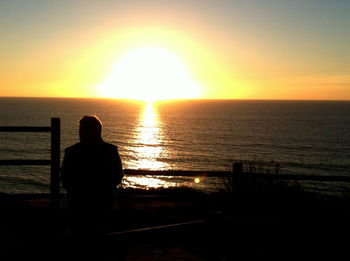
[0,98,349,195]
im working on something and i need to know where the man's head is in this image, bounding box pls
[79,115,103,142]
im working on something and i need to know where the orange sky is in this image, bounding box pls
[1,1,349,100]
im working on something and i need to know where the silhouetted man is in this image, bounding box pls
[61,115,123,224]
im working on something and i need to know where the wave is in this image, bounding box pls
[0,174,49,194]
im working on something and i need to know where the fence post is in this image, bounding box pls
[50,118,60,207]
[232,162,243,192]
[233,162,243,175]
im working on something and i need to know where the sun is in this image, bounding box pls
[98,47,201,101]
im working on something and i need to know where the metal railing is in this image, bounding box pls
[0,118,60,206]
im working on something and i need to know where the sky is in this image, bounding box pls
[1,0,349,100]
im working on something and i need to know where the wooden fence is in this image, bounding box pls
[0,118,60,206]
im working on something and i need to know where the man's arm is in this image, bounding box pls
[112,146,124,186]
[61,149,71,191]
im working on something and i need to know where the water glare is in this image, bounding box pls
[123,176,177,190]
[129,101,169,170]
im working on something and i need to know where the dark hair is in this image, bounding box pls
[79,115,102,140]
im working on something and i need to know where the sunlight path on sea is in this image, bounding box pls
[134,101,169,170]
[124,102,174,189]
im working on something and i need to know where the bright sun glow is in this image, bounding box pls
[99,47,201,101]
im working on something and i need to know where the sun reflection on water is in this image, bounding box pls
[128,101,169,170]
[124,176,176,190]
[123,102,205,189]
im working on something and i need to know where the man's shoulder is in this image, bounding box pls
[102,142,119,152]
[65,142,83,153]
[64,141,118,153]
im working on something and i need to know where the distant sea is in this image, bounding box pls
[0,98,349,195]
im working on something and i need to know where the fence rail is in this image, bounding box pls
[124,169,230,177]
[124,169,350,182]
[0,118,60,206]
[0,126,51,132]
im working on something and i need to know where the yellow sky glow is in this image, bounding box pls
[1,1,349,100]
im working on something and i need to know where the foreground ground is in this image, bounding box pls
[1,185,349,260]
